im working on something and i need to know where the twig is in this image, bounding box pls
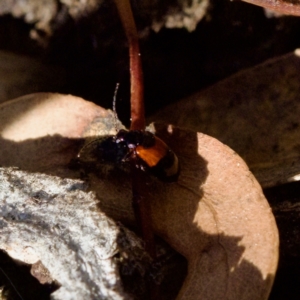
[114,0,156,259]
[0,267,24,300]
[114,0,145,131]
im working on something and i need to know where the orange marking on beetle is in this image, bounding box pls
[136,137,168,167]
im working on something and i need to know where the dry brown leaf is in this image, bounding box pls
[0,93,279,299]
[0,51,65,105]
[151,50,300,188]
[242,0,300,16]
[0,93,112,176]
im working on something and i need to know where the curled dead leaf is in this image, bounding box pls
[0,93,279,299]
[242,0,300,16]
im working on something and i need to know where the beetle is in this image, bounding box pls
[79,129,179,182]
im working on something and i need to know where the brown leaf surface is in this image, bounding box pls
[0,51,65,104]
[151,50,300,188]
[242,0,300,16]
[0,93,279,299]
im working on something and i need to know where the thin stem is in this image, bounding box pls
[0,267,24,300]
[114,0,145,130]
[114,0,155,259]
[131,164,156,258]
[113,3,158,297]
[131,164,158,299]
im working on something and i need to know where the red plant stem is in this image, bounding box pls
[131,165,156,258]
[129,39,145,130]
[114,0,156,260]
[114,0,145,131]
[131,165,158,299]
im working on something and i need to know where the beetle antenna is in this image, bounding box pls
[113,83,120,132]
